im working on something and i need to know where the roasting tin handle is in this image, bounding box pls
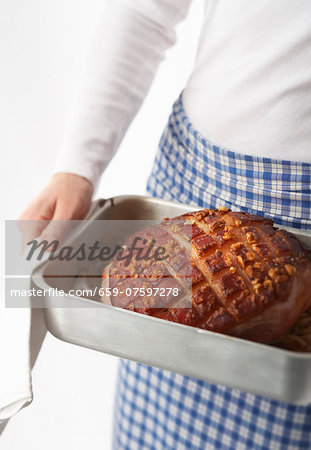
[85,198,108,219]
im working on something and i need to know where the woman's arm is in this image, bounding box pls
[54,0,192,190]
[19,0,192,242]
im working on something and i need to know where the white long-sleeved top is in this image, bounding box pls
[54,0,311,189]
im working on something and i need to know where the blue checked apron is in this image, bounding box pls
[112,94,311,450]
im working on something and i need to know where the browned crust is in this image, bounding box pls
[101,208,311,344]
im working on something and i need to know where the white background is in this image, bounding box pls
[0,0,203,448]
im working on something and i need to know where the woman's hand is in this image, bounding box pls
[19,173,93,247]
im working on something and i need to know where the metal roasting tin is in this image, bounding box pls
[31,195,311,404]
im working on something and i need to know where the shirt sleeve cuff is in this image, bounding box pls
[51,154,103,193]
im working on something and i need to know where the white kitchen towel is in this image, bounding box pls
[0,305,33,421]
[0,241,48,422]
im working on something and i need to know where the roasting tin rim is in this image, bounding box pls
[31,194,311,359]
